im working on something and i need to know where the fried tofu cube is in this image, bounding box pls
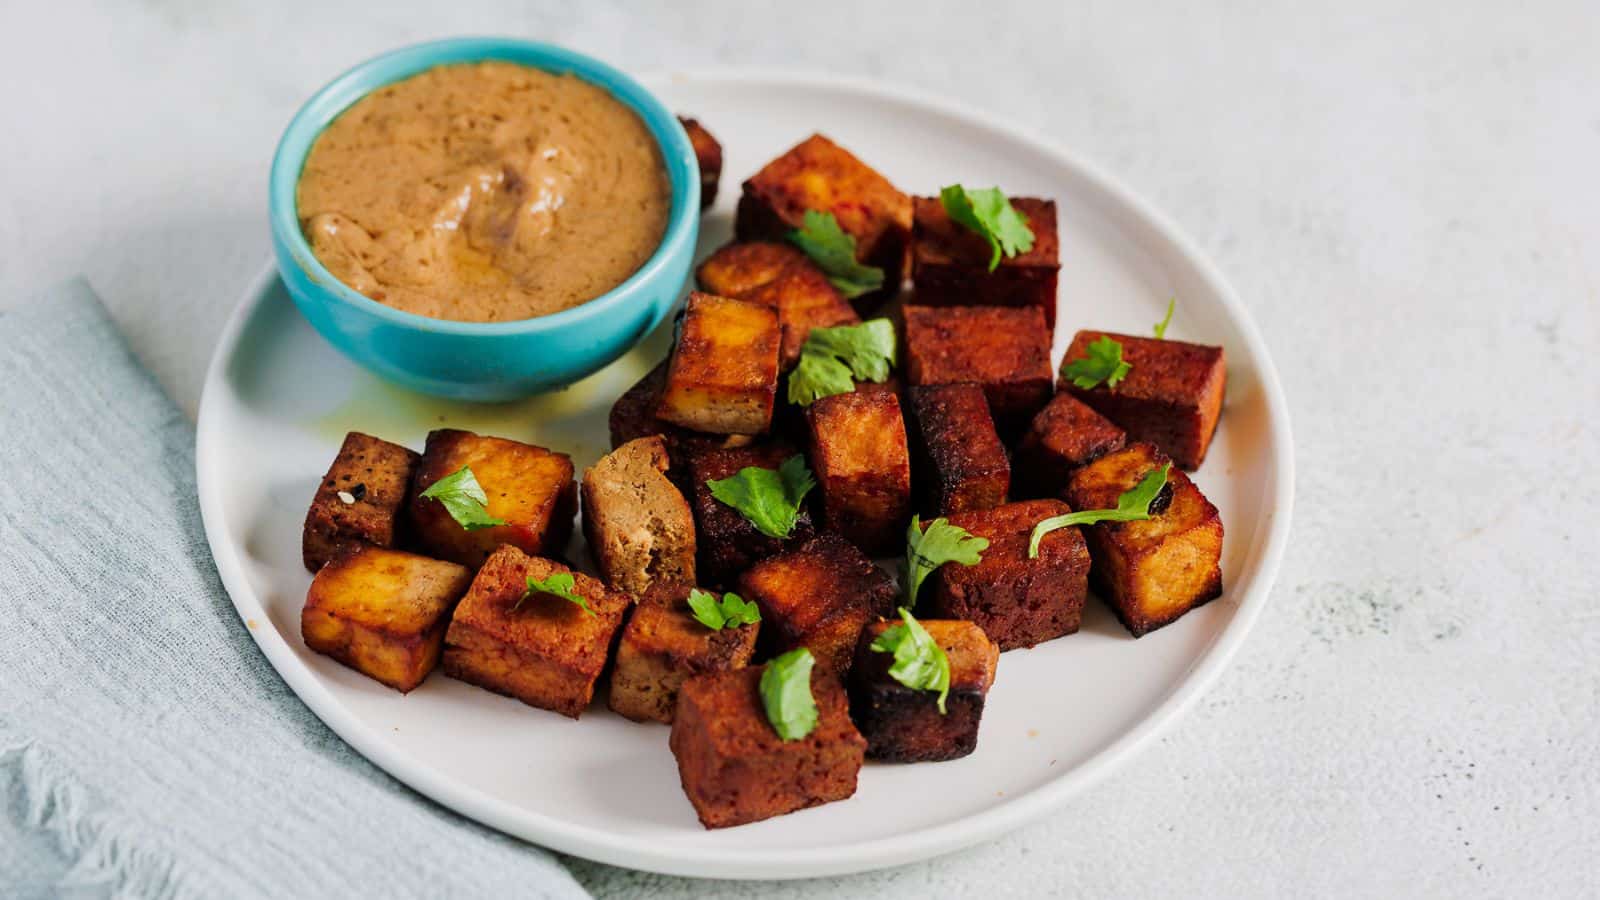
[902,305,1053,437]
[607,581,760,723]
[1064,442,1223,636]
[581,436,696,597]
[441,546,630,717]
[910,196,1061,330]
[302,432,419,572]
[1013,392,1128,499]
[609,362,755,481]
[686,443,817,588]
[1061,331,1226,470]
[669,665,865,828]
[803,390,913,554]
[735,134,912,308]
[906,384,1010,516]
[678,116,722,210]
[739,533,897,676]
[657,293,781,435]
[925,500,1091,651]
[849,619,999,762]
[407,430,576,569]
[301,545,472,692]
[696,241,860,368]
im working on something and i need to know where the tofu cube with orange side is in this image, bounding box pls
[407,429,576,569]
[695,241,860,368]
[686,442,817,589]
[902,305,1053,437]
[1060,330,1226,470]
[1064,442,1223,637]
[910,195,1061,330]
[849,618,999,762]
[1012,392,1127,500]
[607,581,760,724]
[906,383,1010,516]
[657,293,781,435]
[738,532,897,676]
[677,116,722,209]
[301,544,473,692]
[302,431,419,572]
[804,390,913,555]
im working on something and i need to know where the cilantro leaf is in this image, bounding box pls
[706,455,816,539]
[1061,335,1132,390]
[418,465,506,531]
[687,588,761,630]
[870,607,952,714]
[940,185,1037,272]
[904,515,989,607]
[1153,298,1175,339]
[759,647,818,741]
[512,571,597,618]
[786,210,885,298]
[787,319,897,406]
[1028,463,1173,558]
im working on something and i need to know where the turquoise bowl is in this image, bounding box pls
[269,38,699,401]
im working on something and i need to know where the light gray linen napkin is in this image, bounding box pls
[0,281,590,899]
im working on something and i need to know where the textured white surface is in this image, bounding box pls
[2,2,1596,896]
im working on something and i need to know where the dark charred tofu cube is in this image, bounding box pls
[926,500,1091,651]
[1065,443,1223,637]
[441,546,629,717]
[301,545,473,692]
[687,443,816,589]
[608,362,755,485]
[735,134,912,309]
[910,196,1060,330]
[903,305,1053,437]
[302,432,419,571]
[407,430,576,569]
[739,533,897,676]
[906,384,1010,516]
[849,619,999,762]
[608,582,759,723]
[804,391,913,555]
[696,241,860,369]
[581,436,696,597]
[678,116,722,210]
[1012,392,1128,499]
[1060,331,1226,470]
[669,665,865,828]
[658,293,781,435]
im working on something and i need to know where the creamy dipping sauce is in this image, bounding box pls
[296,62,671,322]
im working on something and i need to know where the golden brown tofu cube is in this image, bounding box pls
[804,391,913,554]
[906,384,1010,516]
[441,546,630,717]
[607,582,759,723]
[301,545,472,692]
[849,619,999,762]
[911,196,1061,330]
[734,134,912,308]
[678,116,722,210]
[738,533,897,676]
[1064,442,1223,636]
[696,241,860,368]
[669,665,865,828]
[686,442,817,589]
[902,305,1053,437]
[1013,392,1128,499]
[581,436,696,597]
[926,500,1091,651]
[407,429,576,569]
[302,432,419,572]
[1061,330,1226,470]
[657,293,781,435]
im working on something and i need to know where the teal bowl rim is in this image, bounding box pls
[268,37,701,338]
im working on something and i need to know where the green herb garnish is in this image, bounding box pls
[870,607,952,714]
[786,209,885,299]
[1153,298,1175,339]
[759,648,818,741]
[512,571,596,617]
[787,319,897,406]
[687,588,761,630]
[706,455,815,539]
[904,515,989,607]
[1061,335,1132,390]
[418,465,506,531]
[1028,463,1173,558]
[939,185,1037,272]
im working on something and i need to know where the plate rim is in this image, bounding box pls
[196,67,1295,880]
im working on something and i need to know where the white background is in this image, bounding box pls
[3,2,1596,896]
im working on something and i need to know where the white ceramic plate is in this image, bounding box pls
[197,71,1293,880]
